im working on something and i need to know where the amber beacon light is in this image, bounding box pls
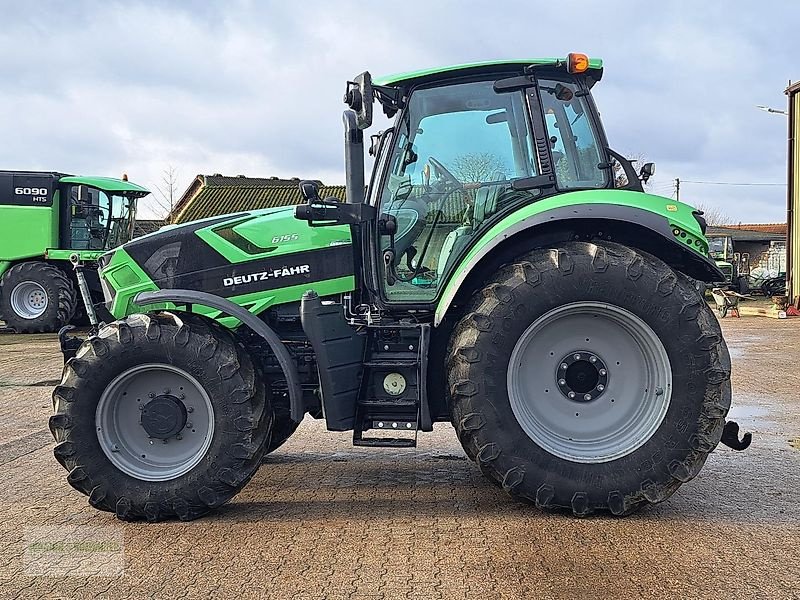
[567,53,589,73]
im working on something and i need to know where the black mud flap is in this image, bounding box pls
[58,325,84,364]
[720,420,752,451]
[299,290,365,431]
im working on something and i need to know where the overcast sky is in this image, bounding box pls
[0,1,795,222]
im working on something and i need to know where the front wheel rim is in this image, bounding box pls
[95,364,215,481]
[10,281,48,319]
[507,301,672,464]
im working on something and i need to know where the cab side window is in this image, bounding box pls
[539,79,607,190]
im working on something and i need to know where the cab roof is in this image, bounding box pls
[59,175,150,196]
[373,57,604,87]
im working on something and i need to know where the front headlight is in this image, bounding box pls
[98,250,114,270]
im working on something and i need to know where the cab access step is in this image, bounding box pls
[299,290,431,448]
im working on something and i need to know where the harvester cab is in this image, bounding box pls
[0,171,149,332]
[51,55,749,523]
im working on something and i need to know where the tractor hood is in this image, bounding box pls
[99,207,355,319]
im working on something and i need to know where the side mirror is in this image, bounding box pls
[294,180,335,224]
[639,162,656,184]
[299,180,320,203]
[344,71,373,129]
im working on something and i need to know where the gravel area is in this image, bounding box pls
[0,317,798,599]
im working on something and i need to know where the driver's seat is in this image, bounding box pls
[436,178,504,277]
[472,173,504,226]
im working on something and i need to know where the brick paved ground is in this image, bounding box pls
[0,318,799,599]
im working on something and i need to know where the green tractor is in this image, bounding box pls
[51,55,749,522]
[0,171,150,332]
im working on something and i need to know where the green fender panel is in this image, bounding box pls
[434,189,717,326]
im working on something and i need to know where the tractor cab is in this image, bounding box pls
[295,55,659,309]
[369,62,614,301]
[707,234,738,286]
[57,176,150,253]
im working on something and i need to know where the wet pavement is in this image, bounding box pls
[0,317,799,599]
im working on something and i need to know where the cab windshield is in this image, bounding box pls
[377,75,608,302]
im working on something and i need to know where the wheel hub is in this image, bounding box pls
[556,352,608,402]
[507,301,672,464]
[96,363,215,481]
[10,281,48,319]
[140,395,188,439]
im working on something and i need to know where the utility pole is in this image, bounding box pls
[675,177,680,201]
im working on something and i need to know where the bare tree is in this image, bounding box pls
[151,165,180,223]
[691,201,731,226]
[450,153,508,183]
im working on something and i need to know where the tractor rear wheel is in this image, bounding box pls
[0,261,77,333]
[447,241,731,516]
[49,312,272,521]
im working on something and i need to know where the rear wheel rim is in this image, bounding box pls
[507,301,672,464]
[95,364,215,481]
[10,281,48,319]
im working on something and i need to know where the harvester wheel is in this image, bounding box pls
[49,312,272,521]
[447,241,731,516]
[0,261,77,333]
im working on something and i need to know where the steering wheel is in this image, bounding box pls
[428,156,461,189]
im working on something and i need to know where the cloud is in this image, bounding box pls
[0,0,795,221]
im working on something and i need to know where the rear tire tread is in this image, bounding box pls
[447,241,731,516]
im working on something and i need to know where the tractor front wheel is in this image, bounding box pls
[50,312,272,521]
[447,241,731,516]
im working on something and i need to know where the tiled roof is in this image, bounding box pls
[723,223,787,235]
[171,174,345,224]
[708,224,787,242]
[203,175,314,188]
[132,219,164,237]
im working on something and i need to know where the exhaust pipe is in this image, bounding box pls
[343,110,364,205]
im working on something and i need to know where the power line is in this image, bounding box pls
[680,180,786,187]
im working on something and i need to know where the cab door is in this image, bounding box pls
[59,184,111,250]
[372,78,541,304]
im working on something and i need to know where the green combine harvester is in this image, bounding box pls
[0,171,149,332]
[50,54,750,522]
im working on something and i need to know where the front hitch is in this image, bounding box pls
[720,420,752,451]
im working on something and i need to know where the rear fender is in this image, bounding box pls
[435,191,722,326]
